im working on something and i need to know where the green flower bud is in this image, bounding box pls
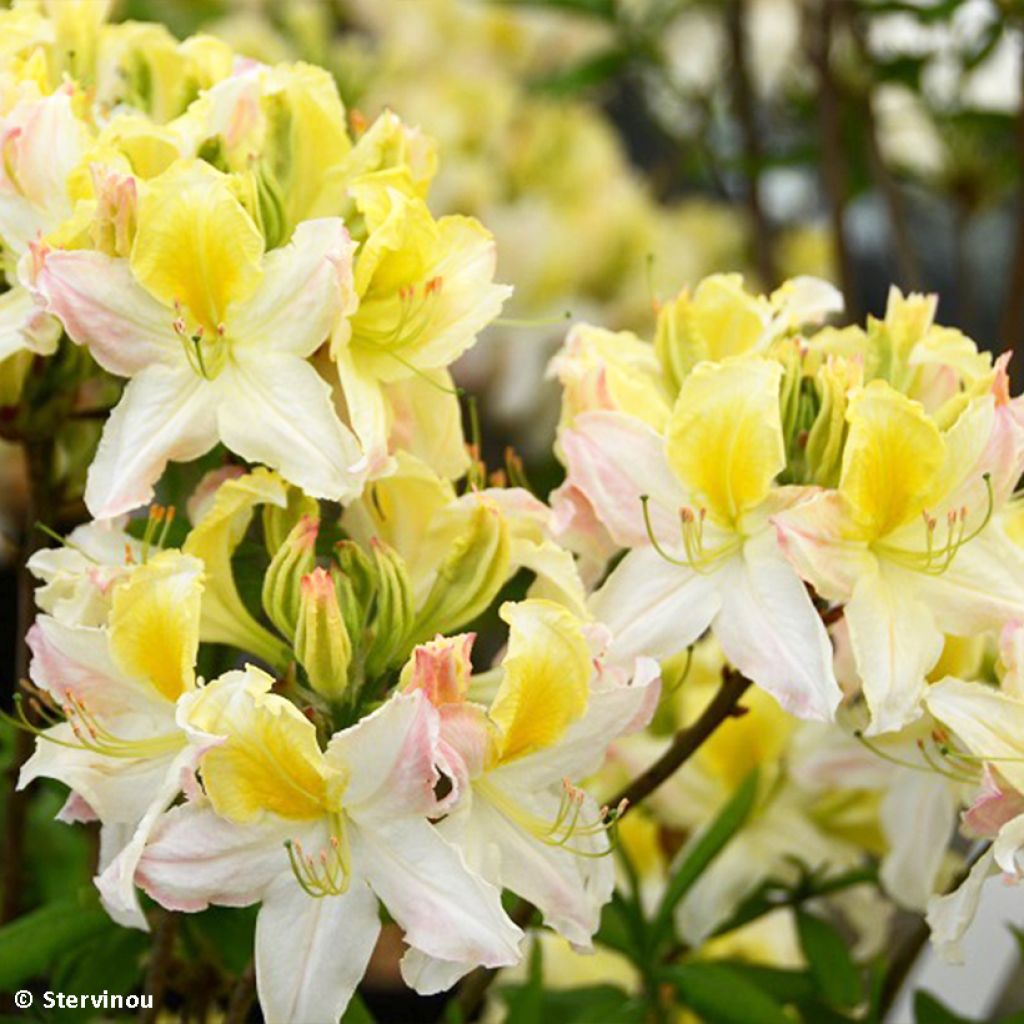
[411,501,510,645]
[263,487,320,556]
[261,515,319,642]
[295,567,352,702]
[363,540,415,680]
[805,357,862,488]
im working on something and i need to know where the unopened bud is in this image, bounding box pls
[363,540,415,679]
[263,488,320,557]
[295,567,352,702]
[262,515,319,641]
[400,633,475,705]
[411,501,510,644]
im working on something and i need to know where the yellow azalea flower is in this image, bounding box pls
[33,159,364,516]
[136,671,521,1024]
[331,172,510,471]
[775,380,1024,733]
[562,358,841,720]
[19,549,216,928]
[398,600,659,992]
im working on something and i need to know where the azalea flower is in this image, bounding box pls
[561,357,841,720]
[18,549,214,927]
[31,159,363,517]
[135,671,522,1024]
[774,380,1024,733]
[399,599,660,991]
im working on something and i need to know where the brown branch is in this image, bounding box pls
[455,669,753,1020]
[139,909,177,1023]
[726,0,778,289]
[808,0,859,319]
[2,436,56,924]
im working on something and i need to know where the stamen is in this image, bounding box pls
[284,816,351,898]
[640,496,739,574]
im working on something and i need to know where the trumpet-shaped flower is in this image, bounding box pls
[774,381,1024,732]
[399,600,659,991]
[562,358,841,720]
[18,550,214,927]
[31,159,363,517]
[135,671,522,1024]
[331,173,510,472]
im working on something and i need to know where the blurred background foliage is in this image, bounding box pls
[4,0,1024,1021]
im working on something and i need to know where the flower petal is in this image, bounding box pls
[230,218,357,359]
[589,547,720,667]
[560,411,685,549]
[255,874,380,1024]
[711,530,841,721]
[85,363,219,518]
[217,355,365,502]
[31,248,176,375]
[0,285,59,361]
[925,847,998,964]
[845,566,943,735]
[352,815,522,967]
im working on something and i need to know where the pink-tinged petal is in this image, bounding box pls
[560,411,686,549]
[56,791,98,825]
[185,465,246,526]
[771,490,872,603]
[926,847,999,964]
[327,690,442,819]
[963,769,1024,839]
[589,547,720,668]
[27,616,151,716]
[352,816,522,967]
[136,801,294,912]
[924,530,1024,636]
[217,355,365,502]
[847,567,944,735]
[879,770,957,911]
[549,481,618,586]
[1000,620,1024,699]
[85,364,219,518]
[31,248,177,375]
[404,633,475,706]
[436,703,492,809]
[95,743,214,930]
[231,218,357,359]
[255,875,380,1024]
[711,531,841,722]
[0,285,60,361]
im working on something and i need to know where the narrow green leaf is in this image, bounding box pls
[491,0,617,20]
[666,963,791,1024]
[708,960,816,1004]
[504,937,544,1023]
[340,994,376,1023]
[654,769,759,941]
[796,909,862,1009]
[0,891,113,990]
[532,49,629,97]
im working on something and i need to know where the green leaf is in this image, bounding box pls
[666,963,791,1024]
[708,961,816,1004]
[0,891,113,990]
[653,769,759,942]
[796,909,862,1009]
[504,936,544,1023]
[498,985,644,1023]
[340,994,376,1023]
[913,991,978,1024]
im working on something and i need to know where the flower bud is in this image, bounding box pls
[411,501,510,645]
[263,488,320,556]
[363,540,415,679]
[805,356,862,488]
[261,515,319,642]
[295,567,352,702]
[400,633,475,706]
